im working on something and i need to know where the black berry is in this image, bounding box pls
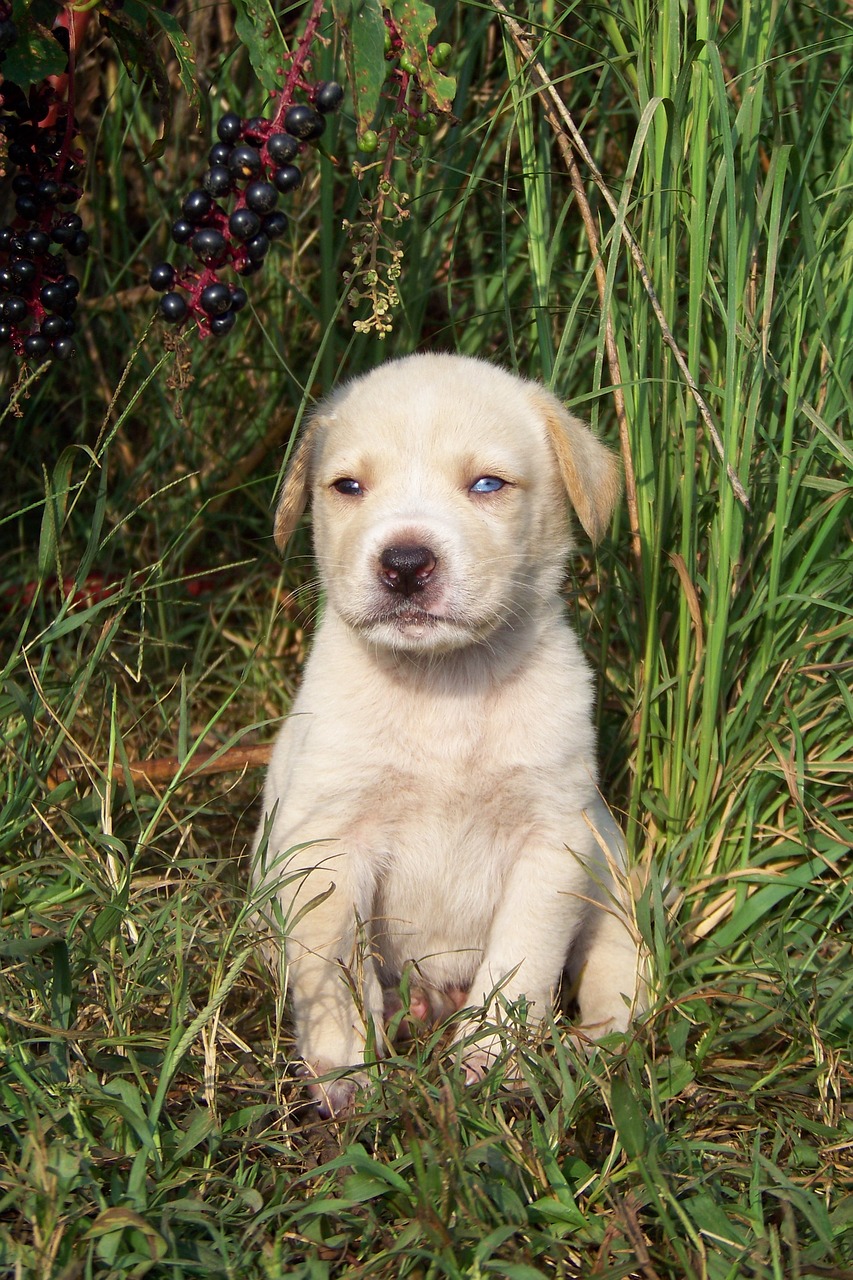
[210,310,237,336]
[11,260,37,287]
[200,282,231,315]
[160,291,188,322]
[22,228,50,256]
[315,81,344,113]
[182,189,213,223]
[171,218,194,244]
[203,166,233,198]
[273,164,302,194]
[228,145,262,179]
[217,112,243,143]
[190,228,228,265]
[267,132,299,164]
[285,104,325,141]
[40,281,66,311]
[2,295,27,323]
[208,142,233,167]
[229,207,262,242]
[246,232,270,262]
[24,333,51,360]
[41,314,67,339]
[52,336,75,360]
[149,262,176,291]
[263,210,288,240]
[245,181,278,214]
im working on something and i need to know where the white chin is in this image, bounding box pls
[360,614,475,652]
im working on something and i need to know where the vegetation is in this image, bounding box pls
[1,0,851,1275]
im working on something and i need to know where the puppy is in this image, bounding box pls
[251,354,643,1115]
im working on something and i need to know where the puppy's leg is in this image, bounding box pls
[453,835,589,1082]
[453,811,642,1081]
[257,840,384,1116]
[570,797,646,1040]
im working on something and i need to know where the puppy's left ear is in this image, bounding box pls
[531,389,622,544]
[273,422,317,552]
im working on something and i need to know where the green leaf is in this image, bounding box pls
[334,0,387,133]
[143,4,202,129]
[99,9,172,161]
[232,0,289,95]
[608,1076,648,1158]
[5,0,67,89]
[528,1195,587,1231]
[390,0,455,112]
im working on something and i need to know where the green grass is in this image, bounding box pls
[1,0,851,1275]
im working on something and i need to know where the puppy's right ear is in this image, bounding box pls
[273,423,317,552]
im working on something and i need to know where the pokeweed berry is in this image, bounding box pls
[228,145,262,179]
[210,309,237,335]
[22,229,50,256]
[171,218,194,244]
[52,335,75,360]
[217,111,243,143]
[149,262,176,291]
[263,210,288,240]
[23,332,50,360]
[199,281,231,315]
[267,132,299,164]
[246,232,270,262]
[272,164,301,194]
[160,291,188,322]
[191,228,227,265]
[284,104,325,141]
[315,81,344,113]
[245,181,278,215]
[209,142,233,167]
[203,166,233,198]
[229,208,262,242]
[182,189,213,222]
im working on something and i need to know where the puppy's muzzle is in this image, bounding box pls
[379,544,437,597]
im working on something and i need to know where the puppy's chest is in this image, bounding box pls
[365,767,532,974]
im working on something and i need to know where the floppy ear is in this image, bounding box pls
[530,389,622,544]
[273,423,317,552]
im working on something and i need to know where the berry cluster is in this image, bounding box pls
[150,81,344,337]
[0,32,86,363]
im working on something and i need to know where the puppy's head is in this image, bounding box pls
[275,355,620,653]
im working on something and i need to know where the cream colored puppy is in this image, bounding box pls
[252,353,643,1115]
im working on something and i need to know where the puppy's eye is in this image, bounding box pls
[469,476,506,494]
[332,478,364,496]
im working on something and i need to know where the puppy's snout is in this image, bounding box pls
[379,544,437,597]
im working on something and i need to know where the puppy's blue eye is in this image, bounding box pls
[470,476,505,494]
[333,478,363,496]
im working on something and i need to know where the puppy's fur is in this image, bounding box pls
[252,354,643,1114]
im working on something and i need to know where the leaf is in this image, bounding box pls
[232,0,289,95]
[143,4,202,129]
[38,446,77,580]
[99,9,172,161]
[5,0,67,89]
[608,1076,648,1158]
[390,0,455,112]
[333,0,387,133]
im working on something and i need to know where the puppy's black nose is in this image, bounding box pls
[379,544,437,596]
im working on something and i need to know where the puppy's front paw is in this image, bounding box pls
[301,1064,364,1119]
[455,1027,506,1087]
